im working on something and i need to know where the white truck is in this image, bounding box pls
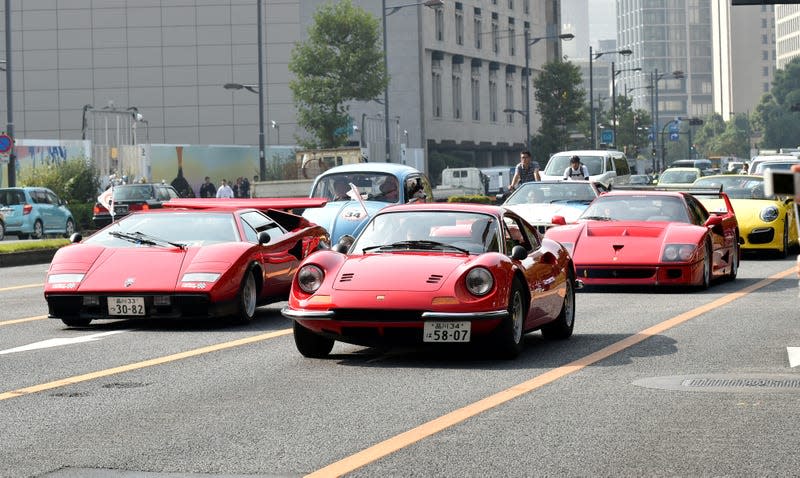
[432,167,489,201]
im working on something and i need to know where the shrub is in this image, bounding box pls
[446,195,494,204]
[17,157,100,203]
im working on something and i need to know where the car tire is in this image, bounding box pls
[493,278,527,359]
[778,218,789,259]
[28,219,44,240]
[61,317,92,327]
[64,218,75,238]
[234,269,258,323]
[0,221,5,241]
[727,235,739,281]
[541,267,576,340]
[293,321,334,358]
[698,241,712,290]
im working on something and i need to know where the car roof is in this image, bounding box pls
[662,167,702,172]
[379,202,506,216]
[549,150,623,156]
[320,162,421,176]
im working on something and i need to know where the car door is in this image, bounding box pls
[502,214,552,326]
[240,211,301,298]
[46,190,68,231]
[32,189,55,230]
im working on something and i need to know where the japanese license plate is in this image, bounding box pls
[423,321,471,343]
[107,297,146,316]
[114,205,128,215]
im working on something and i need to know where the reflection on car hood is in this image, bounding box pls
[570,222,689,264]
[334,253,473,292]
[505,202,589,224]
[302,200,388,243]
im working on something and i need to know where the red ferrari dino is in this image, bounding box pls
[45,198,330,327]
[544,187,740,288]
[282,203,579,359]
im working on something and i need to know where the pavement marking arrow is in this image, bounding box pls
[788,347,800,368]
[0,330,129,355]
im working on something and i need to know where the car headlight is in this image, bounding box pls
[47,273,85,284]
[759,206,779,222]
[181,273,220,283]
[465,267,494,296]
[662,244,696,262]
[297,265,324,294]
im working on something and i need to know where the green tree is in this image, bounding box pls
[289,0,388,149]
[611,94,651,157]
[752,57,800,149]
[530,60,586,157]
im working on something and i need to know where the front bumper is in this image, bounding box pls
[47,293,237,320]
[574,262,700,286]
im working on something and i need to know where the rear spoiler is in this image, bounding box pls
[163,197,328,212]
[612,185,723,194]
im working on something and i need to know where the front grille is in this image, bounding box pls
[47,294,212,319]
[578,268,656,279]
[333,309,423,322]
[748,228,775,245]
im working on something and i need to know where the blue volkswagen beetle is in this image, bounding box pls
[303,163,434,243]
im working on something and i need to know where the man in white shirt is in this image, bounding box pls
[216,178,234,198]
[563,155,590,180]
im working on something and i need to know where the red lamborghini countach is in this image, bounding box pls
[544,188,740,288]
[281,203,579,359]
[45,198,330,327]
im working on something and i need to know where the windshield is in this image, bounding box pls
[580,195,689,223]
[658,169,699,184]
[693,176,769,199]
[311,172,401,203]
[112,185,154,201]
[504,182,597,205]
[86,212,239,247]
[544,154,604,176]
[352,211,500,255]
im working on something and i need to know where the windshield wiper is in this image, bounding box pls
[362,240,470,254]
[110,231,186,249]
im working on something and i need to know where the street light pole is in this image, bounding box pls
[589,47,632,149]
[5,0,15,187]
[256,0,266,181]
[611,63,641,150]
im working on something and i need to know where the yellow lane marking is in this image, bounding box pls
[0,315,48,326]
[0,328,293,401]
[0,283,44,292]
[307,268,796,478]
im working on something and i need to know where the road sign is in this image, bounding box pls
[668,121,680,133]
[600,130,614,145]
[670,132,680,141]
[0,133,13,155]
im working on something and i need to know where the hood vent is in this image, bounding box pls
[339,272,355,282]
[426,274,443,284]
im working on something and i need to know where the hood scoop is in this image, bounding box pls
[426,274,443,284]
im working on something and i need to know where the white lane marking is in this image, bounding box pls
[0,330,129,355]
[788,347,800,368]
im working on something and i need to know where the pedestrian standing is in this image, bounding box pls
[216,179,234,198]
[509,151,541,191]
[199,176,216,198]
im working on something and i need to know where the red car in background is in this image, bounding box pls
[282,203,578,359]
[544,187,740,288]
[46,198,330,327]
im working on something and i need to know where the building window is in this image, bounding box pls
[435,8,444,41]
[492,17,500,54]
[471,66,481,121]
[489,73,498,123]
[455,10,464,45]
[762,50,769,60]
[505,79,515,123]
[474,10,482,49]
[452,67,462,120]
[763,82,769,92]
[763,66,769,76]
[508,0,514,9]
[432,70,442,118]
[508,19,516,56]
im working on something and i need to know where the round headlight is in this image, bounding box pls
[678,245,695,261]
[663,245,678,261]
[297,265,324,294]
[759,206,779,222]
[465,267,494,296]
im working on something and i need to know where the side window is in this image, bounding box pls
[420,175,434,202]
[168,187,180,199]
[614,156,630,175]
[241,220,259,243]
[605,156,613,174]
[520,221,541,251]
[685,196,708,225]
[502,215,530,253]
[240,211,286,243]
[47,191,59,205]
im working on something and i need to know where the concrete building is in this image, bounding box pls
[729,4,776,118]
[0,0,565,176]
[775,4,800,69]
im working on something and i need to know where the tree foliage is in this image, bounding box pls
[693,113,750,159]
[530,60,586,157]
[289,0,388,149]
[752,57,800,150]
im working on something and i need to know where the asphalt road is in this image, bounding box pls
[1,254,799,477]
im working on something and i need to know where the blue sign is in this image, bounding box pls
[669,121,680,133]
[670,132,680,141]
[0,133,12,155]
[600,130,614,144]
[648,132,655,141]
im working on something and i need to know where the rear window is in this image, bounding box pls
[0,189,26,206]
[113,185,155,201]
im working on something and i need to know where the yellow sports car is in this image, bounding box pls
[692,175,798,257]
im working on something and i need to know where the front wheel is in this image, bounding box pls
[64,218,75,238]
[697,241,712,290]
[293,321,334,358]
[541,268,576,340]
[727,236,739,281]
[233,270,258,323]
[493,279,526,359]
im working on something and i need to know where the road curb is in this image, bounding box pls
[0,249,58,268]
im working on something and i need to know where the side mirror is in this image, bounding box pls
[705,215,722,228]
[510,245,527,261]
[69,232,82,243]
[332,234,355,254]
[257,231,271,245]
[551,215,567,226]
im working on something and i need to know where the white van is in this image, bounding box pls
[540,150,631,187]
